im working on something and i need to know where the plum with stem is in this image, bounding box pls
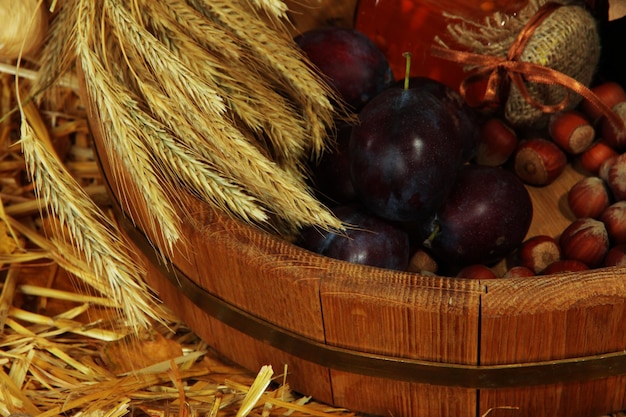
[420,165,533,267]
[349,53,464,222]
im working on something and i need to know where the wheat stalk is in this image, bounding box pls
[30,0,79,99]
[96,0,342,233]
[79,5,270,229]
[20,0,349,333]
[249,0,289,18]
[17,100,164,331]
[38,0,346,238]
[79,50,182,247]
[104,0,227,125]
[187,0,342,158]
[142,0,312,168]
[100,76,270,226]
[5,216,153,315]
[100,16,336,233]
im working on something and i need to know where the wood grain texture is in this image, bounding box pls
[135,247,335,404]
[330,371,477,417]
[479,377,626,417]
[186,206,330,340]
[524,164,586,240]
[480,268,626,416]
[321,270,482,416]
[320,269,483,362]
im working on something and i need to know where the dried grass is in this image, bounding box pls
[1,291,357,417]
[0,63,357,417]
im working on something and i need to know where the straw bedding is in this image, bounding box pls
[0,68,358,417]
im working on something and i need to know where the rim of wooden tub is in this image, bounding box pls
[104,171,626,390]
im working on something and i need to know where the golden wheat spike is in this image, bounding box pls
[18,101,165,331]
[97,0,342,232]
[141,0,313,168]
[188,0,341,157]
[31,0,79,100]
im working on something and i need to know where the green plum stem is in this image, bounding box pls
[402,52,412,90]
[423,221,440,248]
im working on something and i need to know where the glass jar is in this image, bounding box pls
[354,0,529,89]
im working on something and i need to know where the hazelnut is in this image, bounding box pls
[606,153,626,201]
[513,138,567,186]
[579,140,619,175]
[456,264,497,279]
[408,248,438,274]
[548,110,595,154]
[567,176,611,219]
[517,235,561,274]
[598,154,618,182]
[542,259,590,275]
[604,244,626,267]
[599,201,626,245]
[581,81,626,123]
[601,101,626,150]
[559,218,609,268]
[475,118,518,167]
[502,265,536,278]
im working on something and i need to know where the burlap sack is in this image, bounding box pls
[505,4,600,128]
[445,0,601,129]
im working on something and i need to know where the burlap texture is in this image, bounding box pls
[505,4,600,128]
[444,1,600,129]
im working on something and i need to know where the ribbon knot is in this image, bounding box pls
[431,2,625,138]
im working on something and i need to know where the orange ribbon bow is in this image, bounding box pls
[431,1,625,138]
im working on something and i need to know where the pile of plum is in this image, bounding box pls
[295,26,626,278]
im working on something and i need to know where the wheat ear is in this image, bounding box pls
[142,0,311,168]
[99,7,338,233]
[30,0,79,100]
[94,58,270,227]
[76,0,189,250]
[188,0,341,158]
[18,101,164,330]
[249,0,289,19]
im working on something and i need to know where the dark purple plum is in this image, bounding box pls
[299,205,410,271]
[295,26,394,110]
[309,123,356,205]
[391,76,481,162]
[420,165,533,267]
[349,86,464,222]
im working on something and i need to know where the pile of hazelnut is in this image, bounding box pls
[411,81,626,279]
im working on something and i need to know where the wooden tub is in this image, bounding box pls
[78,2,626,415]
[82,91,626,417]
